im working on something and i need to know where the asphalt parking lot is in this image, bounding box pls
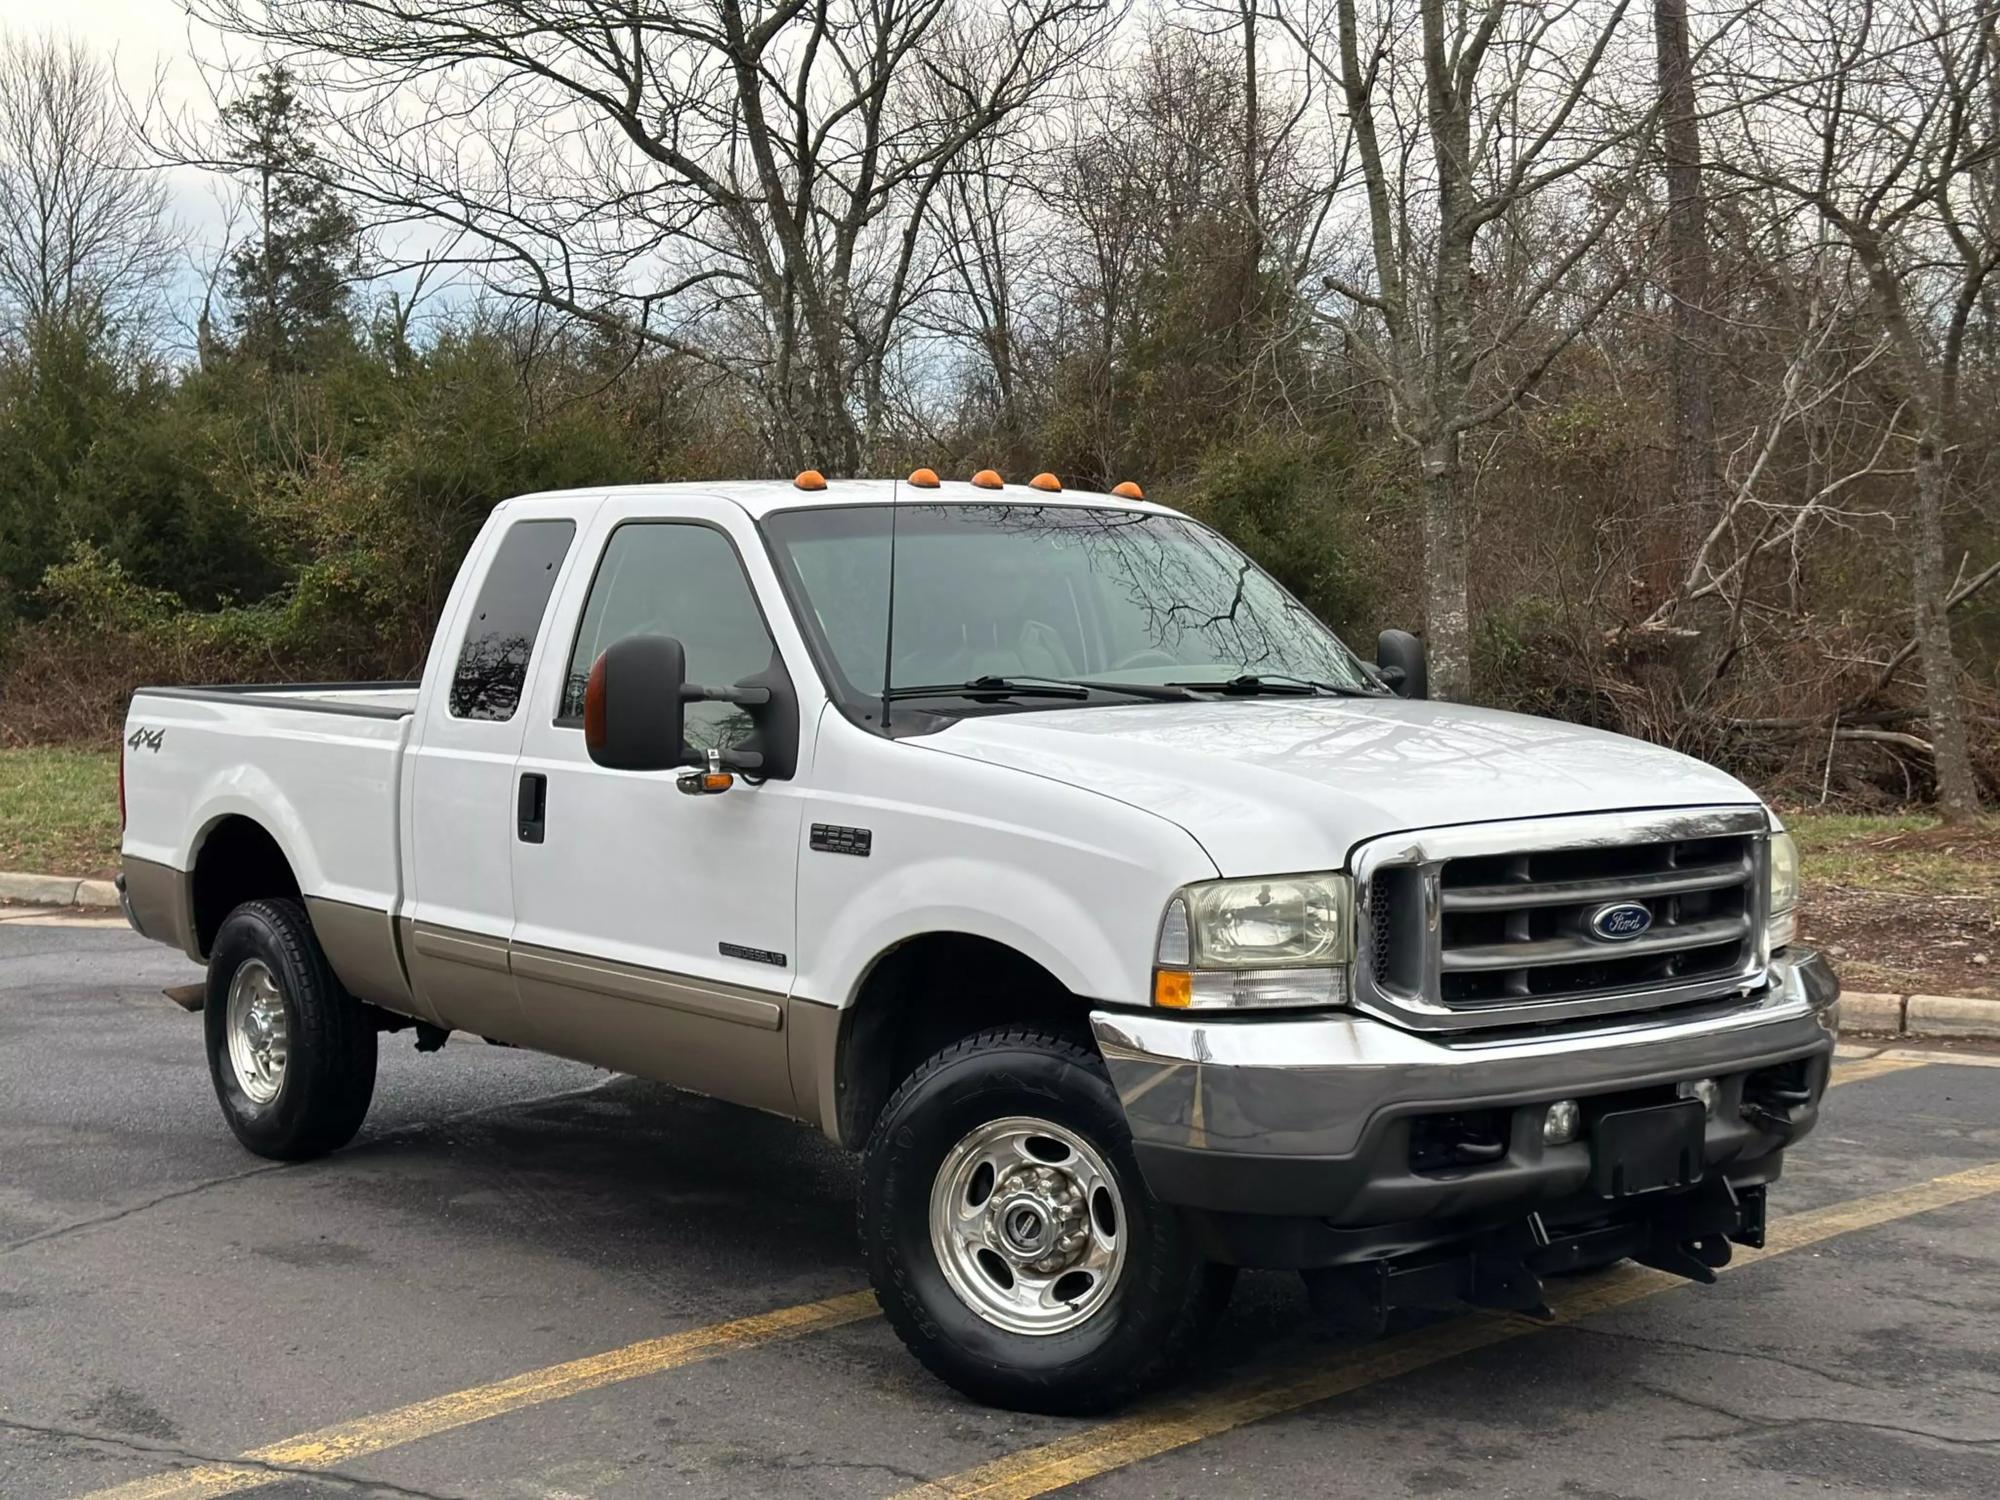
[4,912,1998,1500]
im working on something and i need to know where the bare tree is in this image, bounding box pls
[930,157,1033,451]
[1637,276,1900,637]
[0,32,176,341]
[176,0,1113,474]
[1283,0,1652,698]
[1652,0,1717,542]
[1712,0,1997,820]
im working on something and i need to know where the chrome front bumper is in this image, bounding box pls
[1090,951,1839,1238]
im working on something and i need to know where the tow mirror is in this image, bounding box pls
[583,634,778,783]
[1376,629,1428,700]
[584,635,688,771]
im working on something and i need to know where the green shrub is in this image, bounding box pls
[1172,432,1385,642]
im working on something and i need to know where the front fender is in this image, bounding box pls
[820,855,1135,1007]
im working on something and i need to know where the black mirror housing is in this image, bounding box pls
[1376,629,1428,700]
[584,634,688,770]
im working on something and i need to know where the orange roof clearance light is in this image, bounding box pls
[1028,472,1062,492]
[907,467,941,488]
[970,468,1004,490]
[1110,480,1145,499]
[793,469,827,491]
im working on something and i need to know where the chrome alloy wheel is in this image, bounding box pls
[224,959,289,1105]
[929,1115,1127,1335]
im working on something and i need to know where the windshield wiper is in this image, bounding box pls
[886,675,1197,703]
[1167,673,1382,698]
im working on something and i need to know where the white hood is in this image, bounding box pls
[927,697,1761,875]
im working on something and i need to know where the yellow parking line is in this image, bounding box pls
[78,1053,1938,1500]
[893,1159,2000,1500]
[1875,1046,2000,1071]
[75,1291,879,1500]
[1829,1056,1930,1087]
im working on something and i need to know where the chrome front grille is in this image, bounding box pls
[1356,808,1772,1033]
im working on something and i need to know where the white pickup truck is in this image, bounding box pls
[120,473,1839,1412]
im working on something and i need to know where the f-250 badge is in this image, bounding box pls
[126,725,165,753]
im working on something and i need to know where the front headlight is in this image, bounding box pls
[1767,827,1800,949]
[1153,873,1354,1010]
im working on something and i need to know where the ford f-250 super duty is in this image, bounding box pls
[119,471,1839,1413]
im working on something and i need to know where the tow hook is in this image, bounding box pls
[1741,1063,1816,1145]
[1740,1100,1800,1144]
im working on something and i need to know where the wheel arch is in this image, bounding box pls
[827,930,1104,1150]
[187,814,303,959]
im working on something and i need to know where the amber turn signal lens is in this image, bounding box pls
[907,467,940,488]
[794,469,827,491]
[1110,480,1144,499]
[1028,471,1061,492]
[970,468,1004,489]
[1152,970,1193,1009]
[703,772,734,793]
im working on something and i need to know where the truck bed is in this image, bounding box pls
[122,681,421,925]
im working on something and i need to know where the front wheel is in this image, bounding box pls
[859,1027,1231,1413]
[204,898,377,1160]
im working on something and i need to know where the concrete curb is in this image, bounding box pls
[1844,990,2000,1042]
[0,871,119,909]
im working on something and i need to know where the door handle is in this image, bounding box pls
[517,772,547,843]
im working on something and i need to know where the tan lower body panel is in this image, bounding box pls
[306,896,428,1020]
[121,855,199,961]
[395,919,803,1121]
[510,942,796,1117]
[402,918,522,1040]
[787,996,844,1143]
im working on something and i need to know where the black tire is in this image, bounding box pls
[204,898,377,1160]
[859,1026,1232,1414]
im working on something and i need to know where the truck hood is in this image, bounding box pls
[925,697,1762,875]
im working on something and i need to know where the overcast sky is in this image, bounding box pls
[4,2,285,345]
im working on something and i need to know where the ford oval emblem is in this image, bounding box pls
[1589,902,1654,942]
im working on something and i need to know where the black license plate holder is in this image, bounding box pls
[1590,1100,1706,1198]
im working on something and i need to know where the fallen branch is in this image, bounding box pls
[1830,727,1934,755]
[1864,555,2000,698]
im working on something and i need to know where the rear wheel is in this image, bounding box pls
[859,1027,1231,1413]
[204,898,376,1160]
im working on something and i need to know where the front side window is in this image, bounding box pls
[762,504,1371,710]
[449,518,575,721]
[558,522,775,752]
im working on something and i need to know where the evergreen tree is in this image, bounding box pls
[220,65,359,370]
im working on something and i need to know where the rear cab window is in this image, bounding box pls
[449,518,577,721]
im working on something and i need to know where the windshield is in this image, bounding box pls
[761,503,1374,711]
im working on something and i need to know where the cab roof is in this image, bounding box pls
[504,477,1181,522]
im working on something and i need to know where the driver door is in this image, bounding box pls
[506,497,810,1114]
